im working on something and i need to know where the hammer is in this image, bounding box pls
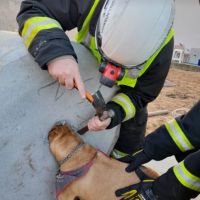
[74,86,114,135]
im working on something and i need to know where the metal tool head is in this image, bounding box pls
[92,90,107,117]
[77,90,115,135]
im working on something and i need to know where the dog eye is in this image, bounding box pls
[74,197,80,200]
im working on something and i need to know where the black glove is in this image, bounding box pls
[118,150,151,172]
[115,180,158,200]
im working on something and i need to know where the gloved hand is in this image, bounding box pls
[115,180,158,200]
[118,150,151,172]
[48,56,86,98]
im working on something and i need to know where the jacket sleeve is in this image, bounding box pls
[17,0,94,69]
[145,102,200,200]
[143,100,200,161]
[153,150,200,199]
[107,37,174,128]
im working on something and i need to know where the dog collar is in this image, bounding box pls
[58,142,85,166]
[56,153,97,198]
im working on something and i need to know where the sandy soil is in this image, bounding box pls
[147,67,200,134]
[146,67,200,199]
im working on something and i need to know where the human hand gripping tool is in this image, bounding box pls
[74,85,114,135]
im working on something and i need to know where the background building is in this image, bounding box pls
[189,48,200,66]
[172,44,185,63]
[172,45,200,66]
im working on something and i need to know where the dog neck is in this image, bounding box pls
[58,142,85,166]
[60,143,97,172]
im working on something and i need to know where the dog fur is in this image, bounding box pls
[48,124,158,200]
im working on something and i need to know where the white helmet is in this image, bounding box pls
[95,0,175,68]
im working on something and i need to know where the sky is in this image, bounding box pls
[174,0,200,49]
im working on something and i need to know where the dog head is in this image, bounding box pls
[48,123,82,162]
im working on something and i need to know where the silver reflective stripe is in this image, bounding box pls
[111,149,128,159]
[23,19,61,42]
[127,64,145,78]
[174,162,200,192]
[82,32,92,47]
[165,120,194,152]
[112,95,135,121]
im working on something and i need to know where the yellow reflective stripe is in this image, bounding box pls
[89,36,101,63]
[76,0,100,43]
[138,28,174,77]
[132,149,143,156]
[112,93,136,121]
[117,69,138,88]
[143,179,155,183]
[122,189,137,199]
[25,23,60,48]
[22,17,49,37]
[165,119,194,152]
[22,17,62,48]
[111,149,128,159]
[23,19,58,43]
[173,161,200,192]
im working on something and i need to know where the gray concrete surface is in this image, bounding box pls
[0,0,21,31]
[0,31,199,200]
[0,31,119,200]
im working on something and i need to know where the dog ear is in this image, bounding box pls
[48,126,60,143]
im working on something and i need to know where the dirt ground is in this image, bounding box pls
[147,67,200,134]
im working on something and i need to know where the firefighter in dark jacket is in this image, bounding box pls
[17,0,175,157]
[115,100,200,200]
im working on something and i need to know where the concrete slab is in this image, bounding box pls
[1,31,199,200]
[0,31,119,200]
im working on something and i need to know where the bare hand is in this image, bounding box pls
[87,116,111,131]
[48,57,86,98]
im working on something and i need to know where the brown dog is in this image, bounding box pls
[48,123,158,200]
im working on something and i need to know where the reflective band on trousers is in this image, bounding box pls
[173,161,200,192]
[165,119,194,152]
[111,149,128,159]
[22,17,62,48]
[111,93,136,121]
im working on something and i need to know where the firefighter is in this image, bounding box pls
[17,0,175,157]
[115,100,200,200]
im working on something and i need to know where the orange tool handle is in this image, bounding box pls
[74,84,94,103]
[85,91,94,103]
